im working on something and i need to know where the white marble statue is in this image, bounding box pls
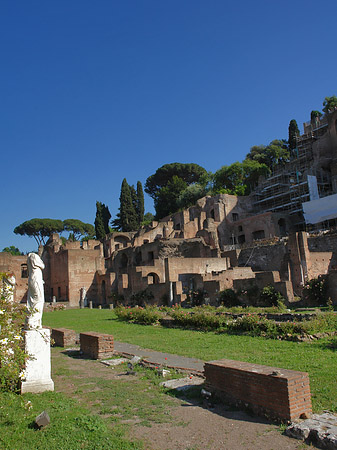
[80,287,87,308]
[26,252,45,329]
[3,274,15,302]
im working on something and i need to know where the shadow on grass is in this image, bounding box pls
[317,338,337,351]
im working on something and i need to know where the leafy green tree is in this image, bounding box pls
[1,246,22,256]
[136,181,145,224]
[213,160,270,195]
[177,183,208,209]
[288,119,300,151]
[94,202,111,240]
[323,95,337,114]
[145,163,207,199]
[14,218,64,246]
[141,212,155,227]
[154,176,187,219]
[63,219,95,241]
[245,139,289,170]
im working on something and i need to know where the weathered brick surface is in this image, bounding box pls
[204,359,312,422]
[51,328,77,347]
[80,332,114,359]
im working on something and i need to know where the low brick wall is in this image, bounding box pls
[204,359,312,422]
[51,328,77,347]
[79,332,114,359]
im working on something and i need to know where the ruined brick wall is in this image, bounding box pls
[204,359,312,422]
[0,252,29,302]
[51,328,77,347]
[80,332,114,359]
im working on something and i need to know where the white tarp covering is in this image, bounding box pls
[307,175,319,200]
[303,193,337,224]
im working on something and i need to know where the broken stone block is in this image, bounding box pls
[160,376,204,391]
[35,411,50,428]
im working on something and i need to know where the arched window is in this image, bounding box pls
[147,273,160,284]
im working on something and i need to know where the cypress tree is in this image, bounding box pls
[137,181,145,225]
[94,201,111,240]
[95,202,106,240]
[288,119,300,151]
[120,179,138,231]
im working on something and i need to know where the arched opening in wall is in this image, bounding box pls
[21,264,28,278]
[147,272,159,285]
[148,251,154,262]
[174,223,181,230]
[210,209,215,219]
[120,253,128,269]
[252,230,265,241]
[278,218,287,236]
[115,235,130,249]
[101,280,106,304]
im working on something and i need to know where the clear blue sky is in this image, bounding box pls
[1,0,336,253]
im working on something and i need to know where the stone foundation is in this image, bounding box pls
[80,332,114,359]
[204,359,312,422]
[51,328,77,347]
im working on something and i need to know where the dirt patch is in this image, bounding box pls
[51,347,314,450]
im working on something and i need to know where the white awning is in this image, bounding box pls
[303,193,337,224]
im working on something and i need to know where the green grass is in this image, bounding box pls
[0,391,143,450]
[44,309,337,413]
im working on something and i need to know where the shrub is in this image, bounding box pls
[0,272,27,392]
[218,289,240,307]
[259,285,286,307]
[303,277,328,306]
[170,307,227,330]
[130,289,154,307]
[115,306,162,325]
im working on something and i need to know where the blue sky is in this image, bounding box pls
[1,0,336,253]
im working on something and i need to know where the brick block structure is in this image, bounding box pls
[80,332,114,359]
[204,359,312,422]
[51,328,77,347]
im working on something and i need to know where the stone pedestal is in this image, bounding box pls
[21,328,54,394]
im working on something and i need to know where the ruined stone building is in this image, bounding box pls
[2,110,337,307]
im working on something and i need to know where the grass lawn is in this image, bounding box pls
[0,390,143,450]
[44,309,337,413]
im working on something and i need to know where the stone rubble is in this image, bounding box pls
[160,376,204,391]
[286,412,337,450]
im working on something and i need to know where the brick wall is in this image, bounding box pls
[204,359,312,422]
[80,332,114,359]
[51,328,77,347]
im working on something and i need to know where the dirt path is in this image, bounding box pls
[51,347,314,450]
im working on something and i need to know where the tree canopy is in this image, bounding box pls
[154,176,188,219]
[2,246,23,256]
[213,160,270,196]
[322,95,337,114]
[144,163,207,199]
[14,218,64,245]
[245,139,289,171]
[63,219,95,241]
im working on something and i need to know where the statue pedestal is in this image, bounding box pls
[21,328,54,394]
